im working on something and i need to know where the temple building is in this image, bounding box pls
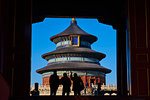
[36,18,111,87]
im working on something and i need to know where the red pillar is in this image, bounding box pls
[89,76,91,87]
[98,77,100,83]
[94,77,96,84]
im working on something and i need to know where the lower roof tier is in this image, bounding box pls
[36,62,111,74]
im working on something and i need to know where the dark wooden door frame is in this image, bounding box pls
[0,0,129,98]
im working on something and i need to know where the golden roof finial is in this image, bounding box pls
[72,18,76,21]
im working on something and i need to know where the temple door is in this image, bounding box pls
[128,0,150,98]
[0,0,32,97]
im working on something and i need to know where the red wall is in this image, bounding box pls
[43,75,105,87]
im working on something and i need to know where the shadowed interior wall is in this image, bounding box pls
[0,0,31,97]
[128,0,150,97]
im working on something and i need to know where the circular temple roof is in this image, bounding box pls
[50,18,97,44]
[36,18,111,75]
[36,62,111,74]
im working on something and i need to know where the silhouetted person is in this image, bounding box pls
[31,83,39,96]
[70,72,84,96]
[60,73,71,96]
[49,70,59,96]
[97,82,101,95]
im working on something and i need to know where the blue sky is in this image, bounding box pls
[31,18,116,86]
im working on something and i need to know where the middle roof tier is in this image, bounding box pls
[42,47,106,61]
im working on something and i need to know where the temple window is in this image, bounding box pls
[56,40,71,47]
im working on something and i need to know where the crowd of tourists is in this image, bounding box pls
[50,70,84,96]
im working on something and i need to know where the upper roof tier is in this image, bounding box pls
[50,18,98,44]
